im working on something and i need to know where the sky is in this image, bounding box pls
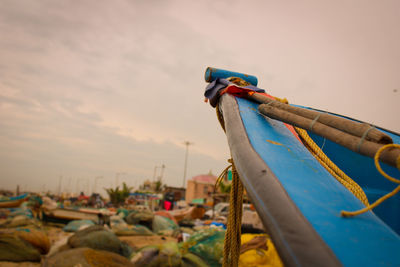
[0,0,399,196]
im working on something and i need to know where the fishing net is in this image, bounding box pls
[181,228,225,267]
[114,224,154,236]
[125,210,154,226]
[132,242,208,267]
[8,207,33,219]
[1,215,36,228]
[14,227,51,254]
[0,234,41,262]
[43,247,135,267]
[152,215,179,234]
[116,208,129,218]
[154,211,178,224]
[181,252,209,267]
[68,225,132,257]
[63,219,95,232]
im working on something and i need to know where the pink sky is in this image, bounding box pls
[0,0,399,195]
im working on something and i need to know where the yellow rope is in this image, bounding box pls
[269,96,370,206]
[270,96,400,216]
[222,159,243,267]
[215,164,231,192]
[227,77,250,87]
[214,88,393,265]
[215,101,244,267]
[341,144,400,217]
[295,127,369,206]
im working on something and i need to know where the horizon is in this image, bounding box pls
[1,0,399,197]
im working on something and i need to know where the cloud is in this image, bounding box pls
[0,0,399,195]
[0,89,226,193]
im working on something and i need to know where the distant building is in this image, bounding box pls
[185,173,217,204]
[164,186,186,202]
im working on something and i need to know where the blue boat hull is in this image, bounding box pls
[219,93,400,267]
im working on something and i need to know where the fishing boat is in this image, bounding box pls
[42,206,113,224]
[0,193,28,208]
[168,205,206,222]
[204,67,400,266]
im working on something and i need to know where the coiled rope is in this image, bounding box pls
[341,144,400,217]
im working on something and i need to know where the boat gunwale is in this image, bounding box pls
[219,94,341,267]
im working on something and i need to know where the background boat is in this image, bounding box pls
[0,193,28,208]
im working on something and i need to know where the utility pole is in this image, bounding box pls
[94,176,103,194]
[153,166,160,182]
[58,176,63,196]
[182,141,193,188]
[159,164,165,182]
[115,172,125,188]
[76,178,84,195]
[67,177,72,195]
[86,179,90,195]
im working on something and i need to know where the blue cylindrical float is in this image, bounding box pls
[204,67,258,86]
